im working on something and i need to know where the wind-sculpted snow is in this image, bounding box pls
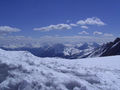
[0,49,120,90]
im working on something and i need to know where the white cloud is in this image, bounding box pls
[93,31,114,37]
[34,17,105,31]
[77,17,105,26]
[66,20,70,23]
[104,33,114,37]
[81,26,88,29]
[33,24,71,31]
[70,23,78,27]
[93,31,103,35]
[0,26,21,35]
[78,31,89,35]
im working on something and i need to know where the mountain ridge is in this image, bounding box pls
[89,37,120,57]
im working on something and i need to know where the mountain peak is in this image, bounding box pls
[113,37,120,44]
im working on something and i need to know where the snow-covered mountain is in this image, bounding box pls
[0,48,120,90]
[89,38,120,57]
[1,42,100,59]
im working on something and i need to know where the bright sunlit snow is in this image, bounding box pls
[0,49,120,90]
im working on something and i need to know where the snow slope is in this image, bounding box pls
[0,49,120,90]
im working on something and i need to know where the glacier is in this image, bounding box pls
[0,49,120,90]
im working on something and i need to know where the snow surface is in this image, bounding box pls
[0,49,120,90]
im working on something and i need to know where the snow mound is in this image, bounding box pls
[0,49,120,90]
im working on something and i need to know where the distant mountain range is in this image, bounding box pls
[1,37,120,59]
[0,42,100,59]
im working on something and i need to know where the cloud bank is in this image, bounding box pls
[0,35,115,48]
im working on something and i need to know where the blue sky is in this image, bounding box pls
[0,0,120,38]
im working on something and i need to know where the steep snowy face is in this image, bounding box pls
[89,37,120,57]
[0,49,120,90]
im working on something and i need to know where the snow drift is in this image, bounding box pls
[0,49,120,90]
